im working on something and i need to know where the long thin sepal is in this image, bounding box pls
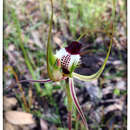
[19,79,52,83]
[47,0,57,81]
[72,36,112,81]
[69,78,89,130]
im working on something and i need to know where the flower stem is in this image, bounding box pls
[65,78,73,130]
[68,111,72,130]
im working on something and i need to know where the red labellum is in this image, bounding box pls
[65,41,82,55]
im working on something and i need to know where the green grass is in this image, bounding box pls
[10,8,42,94]
[62,0,108,38]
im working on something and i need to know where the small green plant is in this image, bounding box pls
[18,0,115,129]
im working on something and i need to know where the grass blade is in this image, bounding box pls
[11,8,41,93]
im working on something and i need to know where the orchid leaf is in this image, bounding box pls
[72,36,112,81]
[69,78,89,130]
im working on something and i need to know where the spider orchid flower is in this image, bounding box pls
[19,0,113,129]
[47,40,112,130]
[19,39,112,130]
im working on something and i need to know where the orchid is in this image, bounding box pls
[19,0,114,130]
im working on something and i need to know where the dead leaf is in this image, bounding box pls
[31,31,43,48]
[53,35,63,48]
[102,86,113,95]
[4,96,17,111]
[49,125,57,130]
[4,119,19,130]
[5,111,35,125]
[40,119,48,130]
[4,122,19,130]
[104,98,124,115]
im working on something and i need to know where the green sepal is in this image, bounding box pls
[72,36,112,81]
[47,0,63,81]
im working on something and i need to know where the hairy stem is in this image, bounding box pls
[68,111,72,130]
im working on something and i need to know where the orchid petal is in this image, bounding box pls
[69,78,89,130]
[19,79,52,83]
[72,37,112,81]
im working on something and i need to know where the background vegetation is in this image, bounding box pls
[4,0,127,129]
